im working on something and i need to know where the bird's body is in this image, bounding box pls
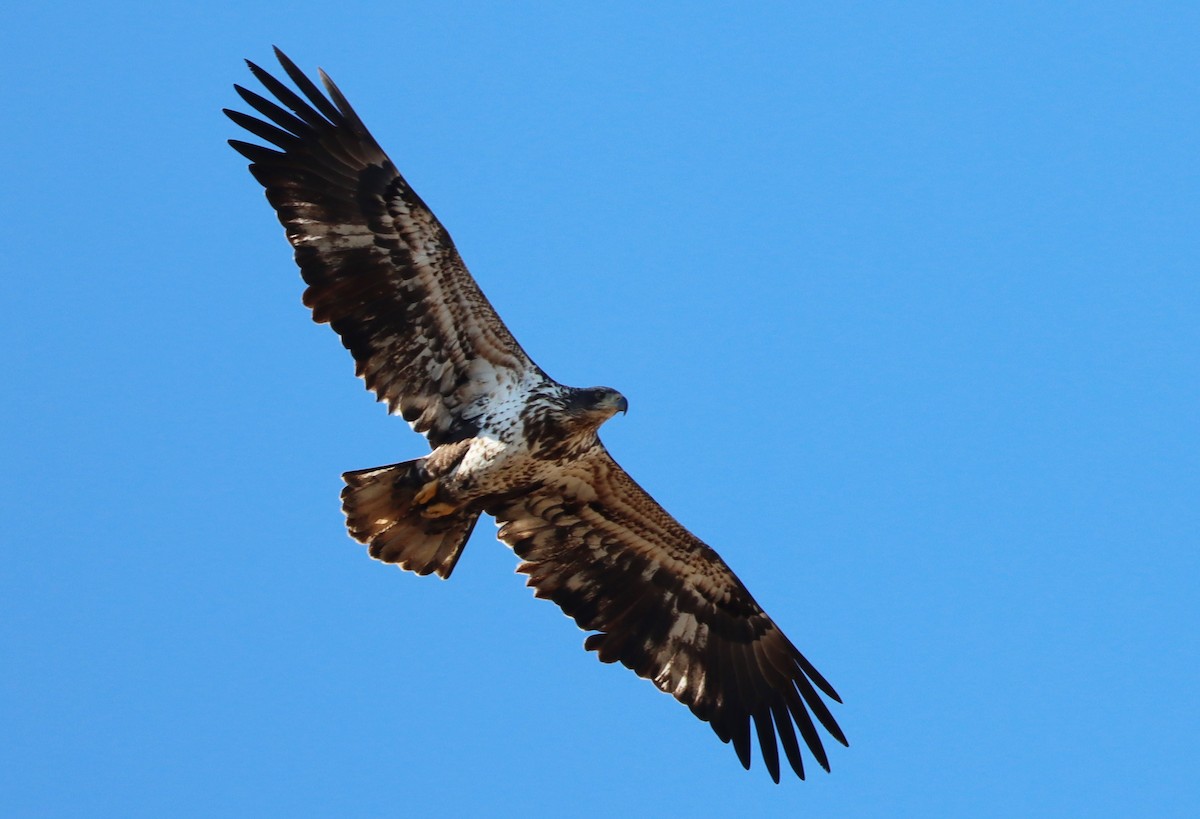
[227,48,847,782]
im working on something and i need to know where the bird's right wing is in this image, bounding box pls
[226,48,546,446]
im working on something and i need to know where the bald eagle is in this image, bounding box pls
[226,48,847,783]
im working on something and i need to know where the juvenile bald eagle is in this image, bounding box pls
[226,48,847,783]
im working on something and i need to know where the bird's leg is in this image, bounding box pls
[414,478,459,518]
[420,501,458,519]
[414,440,475,518]
[414,479,440,506]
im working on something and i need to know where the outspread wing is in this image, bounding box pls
[225,49,543,446]
[486,447,848,783]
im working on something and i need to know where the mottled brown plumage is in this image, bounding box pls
[227,48,847,782]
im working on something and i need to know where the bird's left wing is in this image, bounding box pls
[486,447,847,782]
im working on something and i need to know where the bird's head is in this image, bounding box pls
[567,386,628,425]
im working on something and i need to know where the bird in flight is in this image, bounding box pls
[226,48,847,783]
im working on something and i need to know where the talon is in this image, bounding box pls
[414,479,440,505]
[421,502,457,519]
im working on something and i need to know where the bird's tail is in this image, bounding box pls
[341,459,479,579]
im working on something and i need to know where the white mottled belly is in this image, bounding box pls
[443,368,548,496]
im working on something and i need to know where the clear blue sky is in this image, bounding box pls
[3,2,1197,816]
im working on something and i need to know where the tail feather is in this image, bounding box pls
[341,459,479,579]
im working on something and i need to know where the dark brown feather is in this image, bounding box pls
[341,459,479,579]
[230,49,846,782]
[488,446,847,781]
[226,49,545,448]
